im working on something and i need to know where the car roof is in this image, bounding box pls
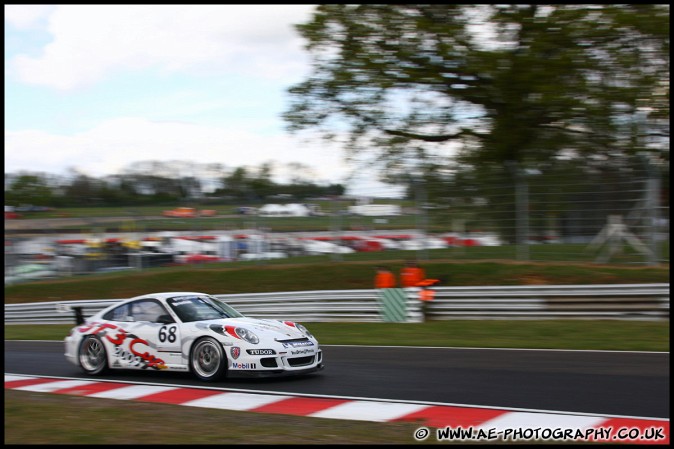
[96,292,213,315]
[128,292,209,301]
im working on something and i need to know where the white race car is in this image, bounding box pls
[64,292,324,381]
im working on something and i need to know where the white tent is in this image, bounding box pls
[258,203,311,217]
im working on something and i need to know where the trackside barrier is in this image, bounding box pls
[5,299,122,325]
[426,284,669,320]
[3,284,669,325]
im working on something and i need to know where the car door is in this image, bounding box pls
[125,298,182,370]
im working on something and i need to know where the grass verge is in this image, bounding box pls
[4,258,669,304]
[4,390,431,444]
[5,320,669,352]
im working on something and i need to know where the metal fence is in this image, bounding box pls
[5,284,668,325]
[412,157,669,266]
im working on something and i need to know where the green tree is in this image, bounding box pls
[62,171,103,206]
[248,162,276,200]
[5,173,55,206]
[284,5,669,176]
[220,167,251,200]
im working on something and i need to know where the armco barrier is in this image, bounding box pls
[426,284,670,320]
[3,284,669,325]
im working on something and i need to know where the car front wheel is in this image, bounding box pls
[78,335,108,375]
[190,337,227,381]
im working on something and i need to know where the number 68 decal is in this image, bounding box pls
[158,325,177,343]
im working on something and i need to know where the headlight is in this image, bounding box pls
[224,325,259,344]
[296,323,314,339]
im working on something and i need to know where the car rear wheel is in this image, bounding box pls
[190,337,227,381]
[78,335,108,375]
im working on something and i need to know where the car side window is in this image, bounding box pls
[103,303,131,322]
[130,299,171,323]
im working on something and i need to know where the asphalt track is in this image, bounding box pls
[4,341,669,419]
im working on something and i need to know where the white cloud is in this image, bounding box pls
[4,117,348,184]
[8,5,315,90]
[4,4,55,30]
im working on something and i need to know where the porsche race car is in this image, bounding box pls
[64,292,324,381]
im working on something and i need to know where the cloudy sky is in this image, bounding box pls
[5,5,403,197]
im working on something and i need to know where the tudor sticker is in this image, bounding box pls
[247,349,276,356]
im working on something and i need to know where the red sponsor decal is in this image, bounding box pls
[79,322,166,370]
[129,338,167,369]
[106,327,128,345]
[224,325,240,339]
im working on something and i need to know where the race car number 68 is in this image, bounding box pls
[159,325,177,343]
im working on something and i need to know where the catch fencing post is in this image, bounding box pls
[643,155,662,265]
[507,161,530,261]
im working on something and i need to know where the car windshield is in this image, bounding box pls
[209,297,244,318]
[167,295,243,323]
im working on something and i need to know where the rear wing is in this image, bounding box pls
[56,303,85,325]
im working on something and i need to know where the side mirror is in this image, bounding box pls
[157,314,175,324]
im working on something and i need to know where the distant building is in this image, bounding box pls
[347,204,401,216]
